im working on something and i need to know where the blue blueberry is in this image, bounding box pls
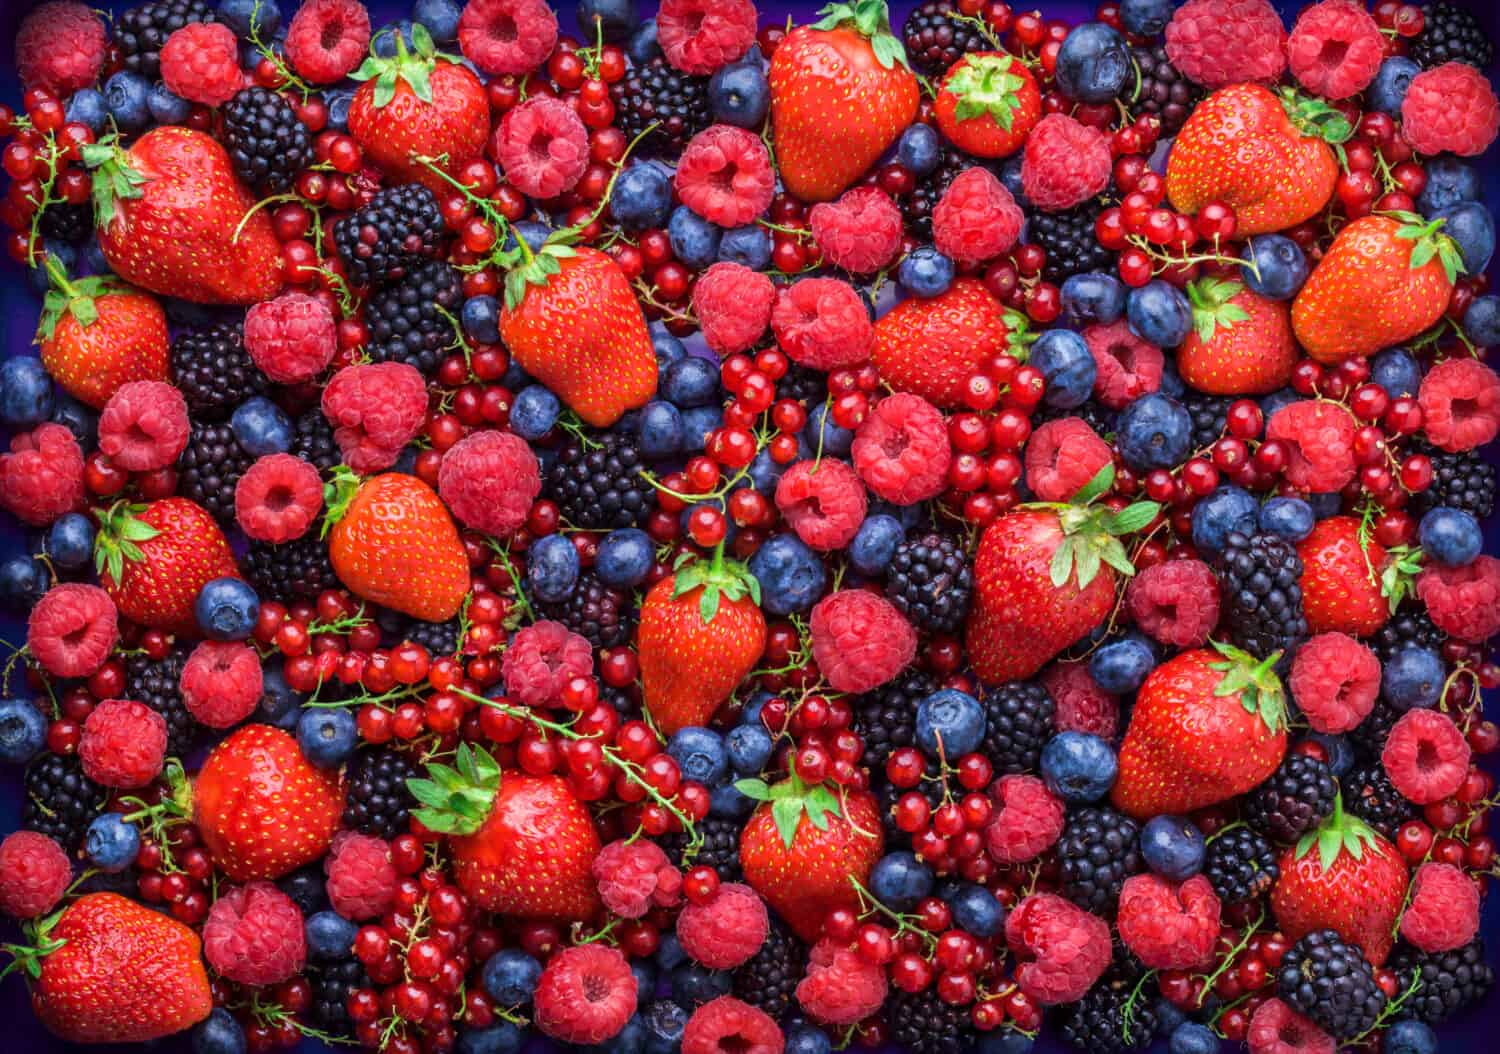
[663,356,720,408]
[305,910,358,960]
[192,1009,248,1054]
[218,0,280,37]
[1418,156,1480,217]
[668,206,723,269]
[373,21,418,57]
[502,220,551,257]
[668,727,729,787]
[1305,490,1343,520]
[915,689,985,760]
[510,384,561,441]
[0,555,49,611]
[652,326,687,386]
[1127,280,1193,346]
[869,851,934,910]
[1117,392,1191,471]
[0,357,55,429]
[460,294,501,345]
[1419,506,1482,567]
[1055,22,1130,103]
[1119,0,1175,36]
[897,246,955,298]
[634,400,683,460]
[804,402,854,457]
[1383,1020,1437,1054]
[1089,636,1155,694]
[709,780,755,818]
[1368,56,1420,116]
[527,533,580,603]
[643,1001,688,1054]
[1463,295,1500,347]
[748,533,827,615]
[1060,272,1126,327]
[946,881,1005,937]
[1140,814,1205,881]
[297,708,357,769]
[258,659,304,730]
[195,577,261,640]
[627,18,660,65]
[596,528,654,589]
[1382,647,1445,710]
[483,949,543,1006]
[45,513,95,569]
[1032,329,1097,409]
[709,61,770,128]
[1259,496,1315,543]
[1240,235,1310,301]
[577,0,639,42]
[148,83,192,126]
[978,1032,1034,1054]
[0,698,47,765]
[681,405,724,452]
[718,223,772,269]
[1370,347,1423,398]
[654,932,687,970]
[613,163,674,231]
[104,71,153,133]
[1190,485,1261,556]
[1435,201,1494,274]
[231,396,293,456]
[1041,731,1118,803]
[785,1025,832,1054]
[51,392,99,452]
[726,723,773,775]
[629,959,658,1003]
[1153,997,1187,1036]
[849,514,905,576]
[1306,732,1355,778]
[458,1022,524,1054]
[1170,1022,1219,1054]
[84,813,140,873]
[412,0,462,41]
[670,962,732,1006]
[65,88,108,134]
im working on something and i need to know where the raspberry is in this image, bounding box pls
[492,96,589,200]
[985,774,1066,863]
[592,839,683,918]
[677,883,769,969]
[1125,558,1221,648]
[809,589,917,694]
[1286,0,1384,100]
[15,2,107,97]
[501,620,595,708]
[28,584,118,680]
[1288,632,1380,734]
[1041,661,1120,739]
[851,393,951,505]
[1247,998,1336,1054]
[203,880,307,986]
[321,361,429,474]
[770,278,874,370]
[1401,62,1500,157]
[244,293,337,384]
[1024,417,1113,503]
[1399,862,1480,953]
[97,380,190,472]
[438,430,541,537]
[1265,400,1358,493]
[458,0,558,75]
[160,22,243,108]
[0,831,71,919]
[0,423,85,527]
[1116,873,1221,970]
[324,831,398,920]
[533,944,637,1044]
[775,459,868,552]
[683,996,784,1054]
[1382,707,1470,805]
[181,641,264,729]
[285,0,372,84]
[1004,892,1112,1005]
[1165,0,1289,90]
[657,0,758,75]
[932,167,1024,266]
[1416,556,1500,643]
[1020,114,1112,213]
[79,699,167,789]
[692,262,777,356]
[1084,320,1164,410]
[795,939,888,1025]
[675,125,776,227]
[808,187,905,275]
[1417,357,1500,452]
[235,454,324,544]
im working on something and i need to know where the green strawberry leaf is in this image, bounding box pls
[771,797,803,847]
[945,54,1026,131]
[1072,463,1115,505]
[699,584,722,624]
[1049,537,1076,589]
[1074,538,1102,590]
[1317,826,1343,872]
[1098,538,1136,577]
[1101,501,1159,537]
[734,778,773,801]
[374,69,398,108]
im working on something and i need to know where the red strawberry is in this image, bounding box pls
[934,52,1041,159]
[871,279,1023,409]
[1297,516,1389,638]
[36,260,168,409]
[1176,278,1297,396]
[93,498,240,636]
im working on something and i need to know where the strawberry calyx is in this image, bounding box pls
[672,541,762,626]
[349,23,458,108]
[92,500,160,584]
[1378,544,1425,614]
[0,905,68,981]
[811,0,911,71]
[407,742,502,836]
[1185,277,1251,343]
[1277,88,1355,146]
[1037,464,1161,590]
[734,762,845,849]
[1390,211,1467,284]
[79,135,148,231]
[320,465,365,538]
[1206,640,1287,735]
[1002,308,1038,361]
[1295,792,1380,872]
[36,256,130,342]
[944,53,1027,130]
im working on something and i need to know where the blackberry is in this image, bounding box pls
[1057,806,1142,913]
[901,0,987,79]
[402,617,463,657]
[1350,699,1405,761]
[125,647,197,756]
[1030,201,1116,284]
[1370,608,1448,665]
[1246,754,1337,843]
[887,986,977,1054]
[665,815,742,881]
[1408,3,1494,70]
[1124,44,1202,136]
[246,534,340,602]
[854,670,937,767]
[731,920,804,1020]
[901,145,969,240]
[1410,445,1495,521]
[885,533,972,634]
[291,407,342,474]
[1038,399,1117,440]
[343,748,418,840]
[546,432,655,529]
[1276,929,1386,1040]
[1342,762,1416,839]
[332,184,446,288]
[221,87,315,194]
[540,573,634,648]
[21,754,107,852]
[1214,531,1308,661]
[311,954,370,1037]
[170,322,267,420]
[39,202,93,243]
[1060,972,1158,1054]
[1390,940,1495,1024]
[1203,825,1279,904]
[363,259,464,375]
[1180,391,1231,450]
[115,0,216,79]
[778,363,829,408]
[176,420,252,525]
[980,681,1055,774]
[610,56,711,154]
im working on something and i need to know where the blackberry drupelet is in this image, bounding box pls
[731,919,804,1020]
[176,420,253,525]
[363,259,464,375]
[39,202,93,243]
[1203,825,1279,904]
[1276,929,1386,1040]
[610,56,712,154]
[1246,753,1337,843]
[311,954,370,1037]
[246,535,341,602]
[126,647,197,756]
[115,0,216,79]
[854,669,937,767]
[1037,399,1117,440]
[1030,201,1116,284]
[887,986,978,1054]
[343,748,418,840]
[1057,806,1142,913]
[402,617,463,657]
[901,0,988,79]
[1181,391,1231,450]
[885,532,973,635]
[221,87,315,194]
[1408,3,1494,70]
[540,573,634,648]
[1342,761,1416,839]
[1124,44,1202,136]
[981,681,1055,774]
[1410,445,1495,521]
[901,145,970,240]
[171,321,267,420]
[21,754,107,852]
[666,815,742,881]
[291,407,342,474]
[1350,699,1405,761]
[1370,609,1448,666]
[331,184,446,288]
[1390,940,1495,1024]
[1060,972,1158,1054]
[546,432,655,530]
[1215,531,1308,661]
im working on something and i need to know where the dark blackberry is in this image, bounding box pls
[402,617,463,657]
[1204,825,1279,904]
[885,532,972,635]
[1277,929,1386,1040]
[1214,531,1308,661]
[778,363,829,408]
[610,56,712,154]
[1369,608,1448,665]
[115,0,216,79]
[1057,806,1142,913]
[221,87,314,194]
[170,321,267,420]
[176,420,252,525]
[125,647,197,756]
[1060,972,1158,1054]
[540,572,634,648]
[22,754,107,852]
[1410,445,1495,521]
[981,681,1055,774]
[291,407,342,475]
[901,145,969,240]
[1342,761,1416,839]
[363,259,464,375]
[665,815,742,881]
[1350,699,1404,761]
[731,919,804,1020]
[1246,754,1337,844]
[246,534,340,602]
[901,0,988,78]
[310,954,370,1037]
[546,432,655,529]
[332,184,446,288]
[887,985,978,1054]
[1124,44,1202,137]
[1408,3,1494,70]
[1037,399,1117,440]
[39,201,93,243]
[854,669,937,767]
[1180,391,1231,450]
[1390,940,1495,1024]
[1030,201,1115,284]
[343,748,418,840]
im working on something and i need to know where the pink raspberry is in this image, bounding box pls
[28,583,118,680]
[984,774,1065,863]
[1020,114,1112,213]
[203,881,307,986]
[534,944,637,1044]
[244,293,337,384]
[1116,873,1221,970]
[492,96,589,200]
[0,831,71,919]
[692,262,776,356]
[285,0,371,84]
[501,620,595,708]
[675,125,775,227]
[438,430,541,537]
[1288,632,1380,734]
[15,2,107,97]
[851,393,951,505]
[458,0,558,75]
[657,0,758,75]
[324,831,397,920]
[771,278,873,370]
[80,699,167,789]
[97,380,190,472]
[1024,417,1113,503]
[1286,0,1383,100]
[1402,62,1500,157]
[1416,556,1500,643]
[683,996,784,1054]
[321,361,429,473]
[677,883,769,969]
[1417,357,1500,452]
[1084,320,1164,410]
[1041,661,1119,739]
[775,459,868,551]
[932,167,1024,266]
[1125,558,1220,649]
[808,187,905,275]
[809,589,917,694]
[1382,707,1470,805]
[1247,998,1336,1054]
[795,939,887,1026]
[1165,0,1288,90]
[160,22,243,107]
[181,641,264,729]
[1399,862,1480,953]
[0,423,85,526]
[1005,892,1112,1005]
[235,454,325,544]
[1265,400,1358,493]
[592,838,683,918]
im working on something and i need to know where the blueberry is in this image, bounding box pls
[654,932,688,970]
[195,577,261,640]
[681,405,724,452]
[577,0,639,42]
[1368,56,1420,116]
[218,0,280,37]
[1382,647,1445,710]
[1419,506,1482,567]
[1031,329,1097,409]
[1170,1022,1220,1054]
[231,396,292,455]
[483,949,543,1006]
[1060,271,1126,327]
[460,294,501,345]
[667,727,729,786]
[65,88,108,134]
[1435,201,1494,274]
[1117,392,1191,471]
[458,1022,525,1054]
[630,959,658,1003]
[748,533,826,615]
[297,708,357,769]
[946,881,1005,937]
[596,528,654,589]
[1383,1020,1437,1054]
[897,246,955,298]
[1089,636,1155,694]
[612,163,674,231]
[1370,346,1423,398]
[978,1028,1034,1054]
[0,698,47,765]
[1153,997,1187,1036]
[503,221,552,256]
[148,83,192,126]
[1140,814,1205,881]
[718,223,772,269]
[670,961,732,1006]
[785,1025,832,1054]
[643,1001,689,1054]
[1055,22,1131,103]
[1306,732,1355,777]
[374,21,418,57]
[668,206,723,270]
[305,910,358,960]
[510,384,561,440]
[51,392,99,451]
[258,659,304,729]
[0,357,55,429]
[527,533,580,603]
[726,723,773,775]
[709,61,770,128]
[0,555,49,611]
[627,18,661,65]
[1041,731,1118,803]
[1240,235,1309,301]
[1259,496,1315,542]
[804,402,853,457]
[192,1009,248,1054]
[915,689,985,760]
[849,514,905,576]
[1418,156,1481,217]
[412,0,462,41]
[896,123,942,178]
[104,71,153,133]
[1119,0,1175,35]
[81,812,140,873]
[45,512,95,569]
[663,356,720,408]
[1464,295,1500,347]
[1127,280,1193,346]
[1188,485,1260,555]
[710,779,756,818]
[869,851,934,910]
[652,324,687,382]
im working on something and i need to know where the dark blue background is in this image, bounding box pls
[0,0,1495,1050]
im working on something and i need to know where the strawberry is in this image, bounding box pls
[410,743,602,921]
[93,498,239,636]
[934,52,1041,159]
[1165,85,1345,237]
[1291,213,1463,364]
[193,724,343,882]
[1270,794,1408,966]
[639,544,767,737]
[1176,277,1297,396]
[1112,644,1288,819]
[871,279,1025,410]
[35,259,168,409]
[82,127,282,305]
[768,0,919,203]
[1296,516,1389,637]
[325,469,470,622]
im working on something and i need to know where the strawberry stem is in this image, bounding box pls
[811,0,911,70]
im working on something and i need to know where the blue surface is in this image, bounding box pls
[0,0,1496,1051]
